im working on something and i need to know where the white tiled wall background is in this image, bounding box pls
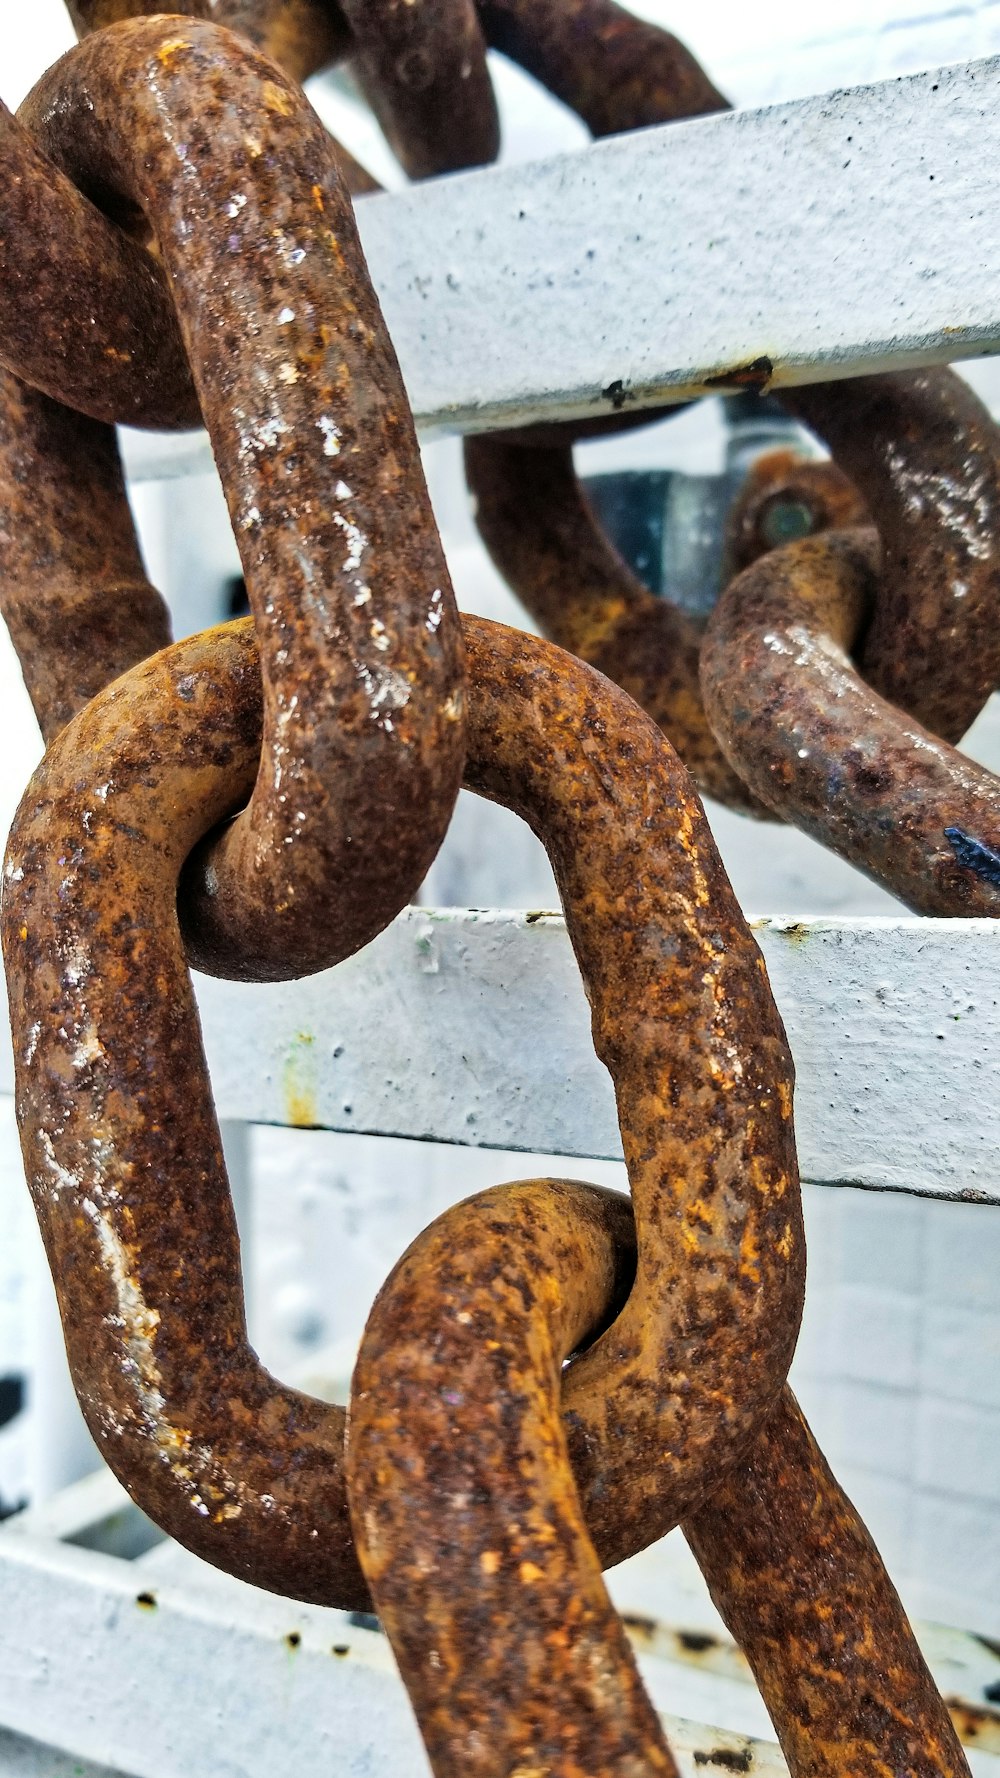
[2,0,1000,1654]
[792,1187,1000,1636]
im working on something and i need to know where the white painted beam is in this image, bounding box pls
[2,911,996,1202]
[1,1469,997,1778]
[124,55,1000,480]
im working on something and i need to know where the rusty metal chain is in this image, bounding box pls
[454,7,777,814]
[5,593,964,1774]
[454,5,1000,838]
[784,373,1000,746]
[701,527,1000,912]
[352,1181,968,1778]
[3,591,800,1587]
[66,0,351,84]
[459,5,763,812]
[0,374,172,737]
[463,433,764,811]
[335,0,499,177]
[0,3,988,1775]
[2,18,467,983]
[697,378,1000,908]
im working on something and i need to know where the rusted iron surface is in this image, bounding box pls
[66,0,351,81]
[723,448,869,581]
[352,1174,965,1778]
[700,529,1000,913]
[687,1389,971,1778]
[65,0,363,141]
[459,10,1000,819]
[3,622,368,1608]
[464,434,763,811]
[462,619,802,1561]
[1,8,984,1767]
[1,612,800,1597]
[453,5,739,807]
[212,0,351,82]
[67,0,725,136]
[787,371,1000,744]
[17,19,466,984]
[348,1178,678,1777]
[0,97,199,428]
[4,10,368,434]
[943,1698,1000,1757]
[338,0,498,178]
[475,0,726,134]
[0,371,170,742]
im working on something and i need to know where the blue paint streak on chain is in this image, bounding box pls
[944,826,1000,890]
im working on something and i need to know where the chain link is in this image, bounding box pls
[0,2,988,1775]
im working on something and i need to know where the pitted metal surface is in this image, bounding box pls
[0,96,199,429]
[349,1179,680,1777]
[462,620,802,1563]
[13,18,467,984]
[2,613,801,1597]
[3,621,368,1606]
[353,1179,967,1778]
[701,529,1000,913]
[787,371,1000,745]
[688,1389,971,1778]
[0,7,985,1776]
[454,4,751,809]
[0,372,170,742]
[66,0,351,82]
[456,10,1000,836]
[338,0,498,178]
[711,381,1000,894]
[723,447,870,582]
[464,433,761,811]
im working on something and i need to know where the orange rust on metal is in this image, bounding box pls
[8,7,370,433]
[462,619,802,1562]
[464,433,764,811]
[451,6,747,807]
[432,3,727,802]
[348,1180,678,1777]
[474,0,726,133]
[0,371,170,742]
[0,96,199,428]
[942,1698,1000,1756]
[350,1179,966,1778]
[1,613,801,1602]
[13,19,466,984]
[54,7,745,808]
[65,0,351,84]
[64,0,366,163]
[337,0,499,178]
[786,372,1000,744]
[703,357,775,394]
[210,0,352,83]
[700,529,1000,913]
[457,10,1000,823]
[723,449,869,582]
[2,7,981,1768]
[687,1390,971,1778]
[3,622,367,1608]
[69,0,728,136]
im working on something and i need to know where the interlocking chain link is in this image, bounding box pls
[4,18,467,983]
[0,3,986,1776]
[458,6,1000,846]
